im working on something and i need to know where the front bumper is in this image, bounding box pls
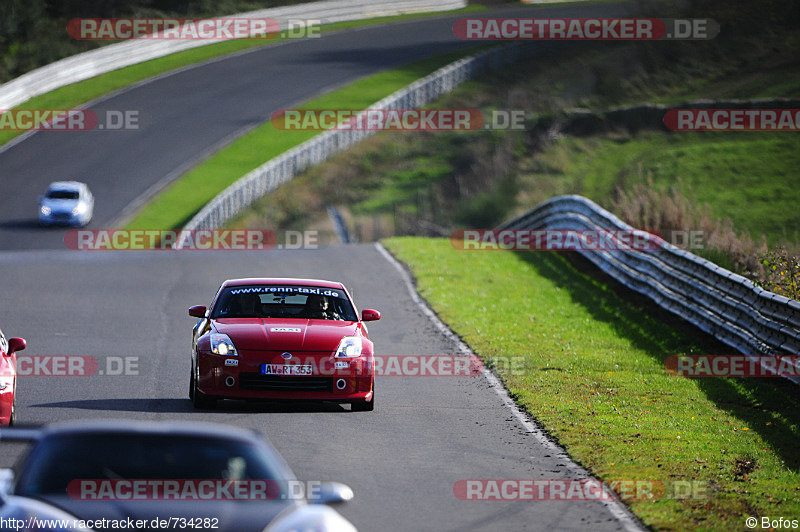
[196,350,373,403]
[0,384,14,426]
[39,212,90,227]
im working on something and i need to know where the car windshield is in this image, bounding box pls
[212,285,357,321]
[15,433,281,496]
[46,190,79,200]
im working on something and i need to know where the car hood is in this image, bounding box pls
[212,319,359,352]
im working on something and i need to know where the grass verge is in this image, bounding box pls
[383,236,800,531]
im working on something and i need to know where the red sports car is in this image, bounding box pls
[189,278,380,411]
[0,327,26,425]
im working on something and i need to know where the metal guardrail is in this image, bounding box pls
[498,195,800,370]
[180,42,533,232]
[0,0,466,110]
[327,206,352,244]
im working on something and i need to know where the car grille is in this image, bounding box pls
[239,374,333,392]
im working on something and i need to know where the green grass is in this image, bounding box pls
[0,5,484,150]
[222,125,519,241]
[124,46,490,230]
[384,236,800,531]
[522,132,800,246]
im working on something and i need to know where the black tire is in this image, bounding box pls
[193,389,217,410]
[8,387,16,426]
[191,365,216,410]
[189,364,195,401]
[351,387,374,412]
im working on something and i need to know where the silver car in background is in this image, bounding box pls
[38,181,94,227]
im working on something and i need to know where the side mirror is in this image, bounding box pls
[188,306,207,319]
[0,468,14,502]
[307,481,354,506]
[361,309,380,322]
[7,338,25,356]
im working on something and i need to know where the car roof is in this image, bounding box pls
[46,181,86,191]
[4,420,297,491]
[37,419,265,444]
[222,278,345,290]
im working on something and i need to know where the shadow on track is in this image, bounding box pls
[31,398,349,413]
[0,219,45,231]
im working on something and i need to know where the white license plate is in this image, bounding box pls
[261,364,313,376]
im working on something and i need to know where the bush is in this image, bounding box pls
[752,248,800,301]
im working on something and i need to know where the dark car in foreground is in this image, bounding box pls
[0,420,356,531]
[189,278,380,411]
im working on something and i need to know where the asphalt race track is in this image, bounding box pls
[0,2,643,530]
[0,246,641,531]
[0,2,628,251]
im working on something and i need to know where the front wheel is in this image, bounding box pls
[191,364,216,410]
[351,387,374,412]
[8,387,17,426]
[193,389,217,410]
[189,363,195,401]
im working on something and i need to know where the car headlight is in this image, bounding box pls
[40,206,51,215]
[334,336,362,358]
[263,505,356,532]
[210,333,237,356]
[72,204,86,215]
[0,377,14,391]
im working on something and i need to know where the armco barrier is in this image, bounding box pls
[497,195,800,376]
[0,0,466,110]
[180,42,533,233]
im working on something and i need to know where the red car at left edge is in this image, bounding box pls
[0,328,26,425]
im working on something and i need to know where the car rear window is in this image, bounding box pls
[15,434,280,496]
